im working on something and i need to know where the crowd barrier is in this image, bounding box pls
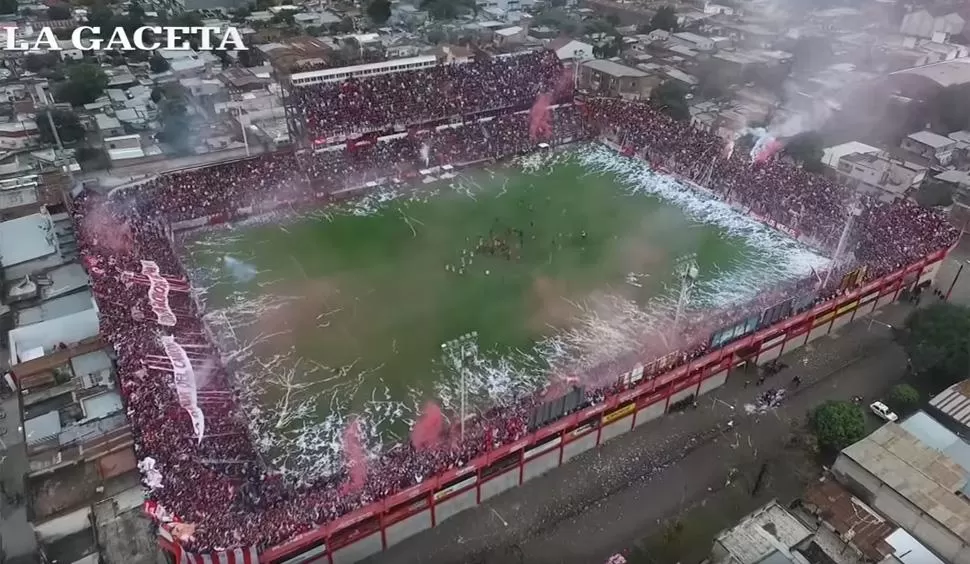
[235,248,945,564]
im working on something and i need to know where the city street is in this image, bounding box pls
[367,303,914,564]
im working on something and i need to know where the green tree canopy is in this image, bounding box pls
[56,63,108,106]
[913,179,955,208]
[37,109,85,145]
[887,384,920,414]
[47,2,72,19]
[23,53,59,74]
[421,0,475,20]
[900,302,970,389]
[650,80,690,121]
[811,400,866,451]
[649,6,678,32]
[149,53,171,73]
[367,0,391,24]
[931,84,970,134]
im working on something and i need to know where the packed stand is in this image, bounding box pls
[293,51,567,139]
[75,91,958,556]
[583,98,957,276]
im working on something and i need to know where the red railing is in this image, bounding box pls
[256,247,945,563]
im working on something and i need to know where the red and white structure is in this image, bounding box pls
[157,248,947,564]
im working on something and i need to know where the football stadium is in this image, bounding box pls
[73,50,957,564]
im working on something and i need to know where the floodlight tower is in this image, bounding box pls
[674,253,700,332]
[822,201,863,289]
[441,332,479,439]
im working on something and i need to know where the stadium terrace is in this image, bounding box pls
[72,50,957,564]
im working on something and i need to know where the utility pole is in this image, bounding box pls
[441,332,478,439]
[673,253,699,331]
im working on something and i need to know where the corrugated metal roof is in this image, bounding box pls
[930,380,970,429]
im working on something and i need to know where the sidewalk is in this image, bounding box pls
[367,303,914,564]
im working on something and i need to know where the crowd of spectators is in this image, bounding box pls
[71,62,957,558]
[293,50,566,140]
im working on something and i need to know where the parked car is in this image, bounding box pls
[870,401,898,422]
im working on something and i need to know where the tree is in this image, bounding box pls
[931,84,970,134]
[75,145,109,171]
[156,96,193,155]
[783,131,824,171]
[36,109,85,145]
[238,48,255,67]
[334,15,354,33]
[366,0,391,24]
[56,63,108,106]
[87,3,118,30]
[124,1,146,35]
[888,384,920,414]
[47,2,71,19]
[421,0,475,20]
[899,303,970,389]
[649,6,678,32]
[650,80,690,121]
[149,53,171,73]
[811,400,866,451]
[23,53,59,73]
[0,0,16,15]
[913,179,955,208]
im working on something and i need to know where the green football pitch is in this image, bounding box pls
[181,145,827,474]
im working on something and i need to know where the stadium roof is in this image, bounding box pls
[890,57,970,88]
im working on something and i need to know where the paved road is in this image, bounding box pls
[366,303,913,564]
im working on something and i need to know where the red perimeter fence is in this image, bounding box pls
[157,248,948,564]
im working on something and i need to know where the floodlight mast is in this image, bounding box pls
[673,253,699,333]
[441,332,478,439]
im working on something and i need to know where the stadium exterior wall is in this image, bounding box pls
[153,248,945,564]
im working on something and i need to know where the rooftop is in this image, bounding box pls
[822,141,880,167]
[891,57,970,88]
[583,59,648,78]
[929,379,970,430]
[802,480,894,561]
[907,130,955,149]
[0,212,56,268]
[840,423,970,543]
[29,454,139,521]
[714,500,813,563]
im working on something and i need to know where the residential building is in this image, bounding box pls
[672,32,715,51]
[900,9,965,39]
[822,141,881,168]
[579,60,659,100]
[494,26,526,46]
[832,151,926,201]
[901,130,956,165]
[709,500,814,563]
[546,37,594,61]
[832,417,970,563]
[890,58,970,98]
[103,134,164,167]
[709,480,943,564]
